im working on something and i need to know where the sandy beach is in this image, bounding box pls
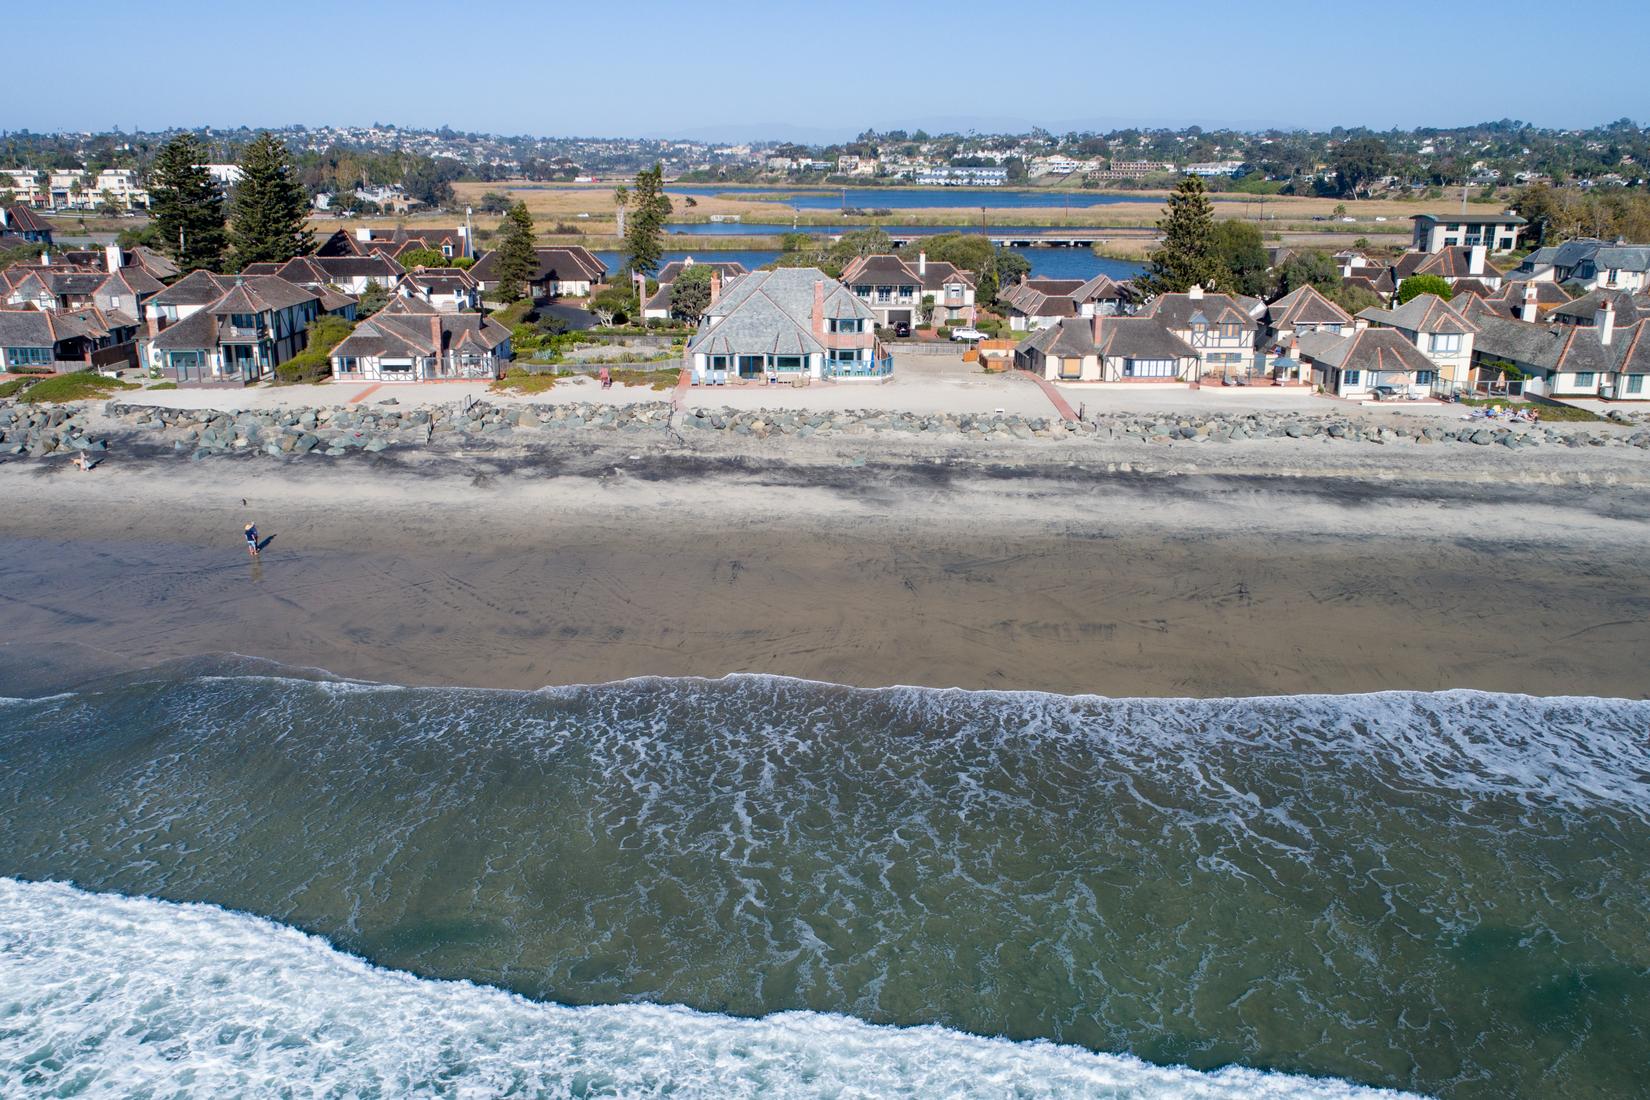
[3,424,1648,700]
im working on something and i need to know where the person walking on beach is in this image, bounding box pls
[599,365,612,390]
[245,522,260,558]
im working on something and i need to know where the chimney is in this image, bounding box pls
[918,251,927,277]
[1596,297,1615,346]
[812,280,825,341]
[1354,315,1369,332]
[430,314,443,365]
[105,243,122,273]
[1091,312,1103,346]
[1468,243,1486,276]
[355,227,372,242]
[39,250,49,266]
[1188,284,1204,300]
[1520,282,1538,324]
[710,270,722,306]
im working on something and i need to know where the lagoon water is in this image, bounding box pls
[595,249,1144,282]
[3,666,1647,1097]
[666,186,1160,211]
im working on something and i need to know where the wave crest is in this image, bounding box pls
[0,879,1420,1098]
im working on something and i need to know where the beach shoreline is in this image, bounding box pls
[3,431,1648,700]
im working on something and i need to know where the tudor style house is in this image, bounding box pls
[147,275,326,386]
[240,253,405,296]
[1356,293,1477,394]
[328,297,512,383]
[1138,285,1261,379]
[1410,213,1526,253]
[1296,322,1440,399]
[1015,314,1199,382]
[840,253,977,327]
[997,274,1130,330]
[1464,291,1650,401]
[317,225,475,262]
[686,267,887,383]
[1258,285,1353,384]
[394,267,481,312]
[468,246,607,299]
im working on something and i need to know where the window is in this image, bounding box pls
[876,286,892,303]
[1416,370,1436,385]
[1430,333,1461,353]
[828,318,861,334]
[1574,372,1596,388]
[337,356,358,373]
[1628,374,1644,394]
[708,355,729,371]
[774,355,804,372]
[1219,322,1242,339]
[5,346,52,367]
[1059,357,1082,380]
[230,313,257,330]
[1344,369,1361,387]
[1123,358,1177,378]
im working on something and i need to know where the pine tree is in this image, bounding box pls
[229,132,314,270]
[1139,175,1227,296]
[619,162,673,277]
[494,201,538,302]
[150,134,227,273]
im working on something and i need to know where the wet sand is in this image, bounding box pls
[2,435,1648,699]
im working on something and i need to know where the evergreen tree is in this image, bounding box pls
[494,201,538,302]
[668,263,715,321]
[150,134,227,273]
[230,132,314,270]
[619,162,673,277]
[1139,175,1226,296]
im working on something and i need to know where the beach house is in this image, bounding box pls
[841,253,977,327]
[1014,314,1199,382]
[1137,285,1261,379]
[1511,239,1650,293]
[1356,293,1477,395]
[686,267,887,383]
[468,246,608,300]
[327,297,512,383]
[147,275,325,386]
[240,253,405,296]
[1295,321,1440,399]
[1466,293,1650,401]
[997,275,1131,331]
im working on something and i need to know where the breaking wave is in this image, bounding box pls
[0,878,1423,1098]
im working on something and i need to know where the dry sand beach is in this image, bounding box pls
[3,425,1648,699]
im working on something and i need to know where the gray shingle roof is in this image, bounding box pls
[689,267,870,357]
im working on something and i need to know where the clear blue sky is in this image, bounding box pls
[7,0,1647,139]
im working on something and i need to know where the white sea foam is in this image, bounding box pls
[0,878,1424,1099]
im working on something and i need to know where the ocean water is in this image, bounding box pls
[2,669,1647,1098]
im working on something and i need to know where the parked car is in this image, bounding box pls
[893,321,911,338]
[950,327,986,342]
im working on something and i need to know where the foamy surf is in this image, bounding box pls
[0,879,1421,1099]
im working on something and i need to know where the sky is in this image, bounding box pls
[7,0,1649,140]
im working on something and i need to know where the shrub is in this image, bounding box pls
[18,372,137,403]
